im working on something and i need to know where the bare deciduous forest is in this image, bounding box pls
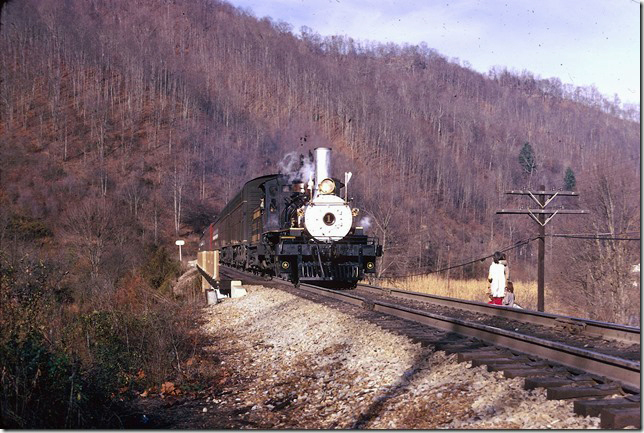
[0,0,639,427]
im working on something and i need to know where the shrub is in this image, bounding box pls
[0,329,83,428]
[0,254,116,428]
[7,215,53,240]
[0,249,203,428]
[142,245,181,293]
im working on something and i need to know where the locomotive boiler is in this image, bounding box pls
[200,147,382,288]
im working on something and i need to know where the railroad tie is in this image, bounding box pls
[470,356,529,368]
[503,366,568,379]
[456,349,509,362]
[554,317,587,334]
[525,376,595,391]
[361,300,375,311]
[600,407,641,429]
[574,397,640,417]
[436,342,484,354]
[568,373,598,383]
[406,333,463,347]
[524,360,551,368]
[407,336,442,347]
[547,383,622,400]
[485,360,535,372]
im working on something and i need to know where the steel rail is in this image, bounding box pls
[215,267,640,392]
[298,283,640,393]
[359,283,640,344]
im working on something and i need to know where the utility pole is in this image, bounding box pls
[446,244,451,293]
[497,185,587,312]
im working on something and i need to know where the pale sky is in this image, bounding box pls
[227,0,640,106]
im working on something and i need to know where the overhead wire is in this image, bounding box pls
[389,229,639,279]
[549,231,639,236]
[392,236,539,278]
[547,233,640,241]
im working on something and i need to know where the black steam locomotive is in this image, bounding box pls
[200,147,381,288]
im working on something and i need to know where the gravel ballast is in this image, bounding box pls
[196,284,603,429]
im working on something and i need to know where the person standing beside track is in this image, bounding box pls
[502,281,515,307]
[487,251,506,305]
[499,252,509,282]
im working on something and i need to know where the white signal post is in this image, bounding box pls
[175,240,185,261]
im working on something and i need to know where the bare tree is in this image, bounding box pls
[554,167,640,324]
[63,200,113,281]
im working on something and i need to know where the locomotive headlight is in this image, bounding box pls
[366,261,375,270]
[318,178,335,195]
[281,261,290,270]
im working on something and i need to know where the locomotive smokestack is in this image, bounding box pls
[314,147,331,197]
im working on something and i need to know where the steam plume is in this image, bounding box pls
[278,152,314,183]
[358,216,372,230]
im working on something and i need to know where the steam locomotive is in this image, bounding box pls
[200,147,382,288]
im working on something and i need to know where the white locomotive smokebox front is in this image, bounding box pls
[304,194,353,242]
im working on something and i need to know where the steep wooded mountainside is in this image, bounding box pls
[0,0,639,308]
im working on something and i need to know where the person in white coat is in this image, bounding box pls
[487,251,506,305]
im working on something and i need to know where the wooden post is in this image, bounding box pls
[197,251,208,292]
[197,250,219,292]
[538,186,546,311]
[213,250,220,280]
[497,187,587,313]
[446,244,451,293]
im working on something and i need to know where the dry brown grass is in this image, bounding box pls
[375,275,542,311]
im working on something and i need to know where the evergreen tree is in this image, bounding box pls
[564,167,576,190]
[518,142,537,174]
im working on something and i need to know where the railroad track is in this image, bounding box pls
[295,283,640,389]
[358,283,640,344]
[216,266,640,428]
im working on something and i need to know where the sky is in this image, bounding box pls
[227,0,640,106]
